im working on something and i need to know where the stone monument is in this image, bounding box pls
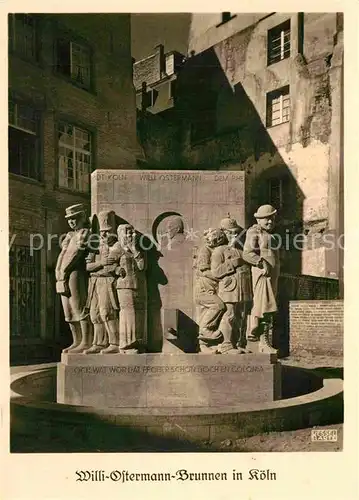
[57,172,282,408]
[91,169,246,341]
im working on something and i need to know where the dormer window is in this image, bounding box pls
[217,12,236,26]
[222,12,232,23]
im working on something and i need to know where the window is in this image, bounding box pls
[266,86,290,127]
[56,38,92,90]
[169,80,176,100]
[146,88,158,108]
[268,20,291,65]
[9,245,41,339]
[222,12,232,23]
[268,176,291,210]
[165,53,175,76]
[8,14,39,61]
[268,178,283,209]
[9,99,41,180]
[217,12,236,26]
[58,122,92,192]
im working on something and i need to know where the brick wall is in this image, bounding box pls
[289,300,343,355]
[133,53,160,90]
[278,273,340,301]
[274,274,339,356]
[9,14,138,363]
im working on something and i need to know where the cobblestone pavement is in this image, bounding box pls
[280,353,343,369]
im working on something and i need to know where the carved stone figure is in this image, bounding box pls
[211,216,252,354]
[55,204,92,353]
[194,228,226,349]
[161,215,185,248]
[110,224,147,353]
[243,204,280,354]
[84,210,120,354]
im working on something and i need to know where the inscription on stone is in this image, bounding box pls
[139,172,202,182]
[94,172,246,183]
[95,173,128,181]
[57,354,280,407]
[69,364,265,375]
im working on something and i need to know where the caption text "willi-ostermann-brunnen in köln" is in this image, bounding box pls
[75,469,277,483]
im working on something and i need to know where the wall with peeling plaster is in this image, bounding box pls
[138,12,343,279]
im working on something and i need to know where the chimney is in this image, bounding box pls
[154,43,166,79]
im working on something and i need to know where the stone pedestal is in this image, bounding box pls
[57,352,281,408]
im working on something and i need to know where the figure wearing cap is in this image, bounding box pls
[55,204,92,353]
[243,204,280,354]
[211,215,252,354]
[194,228,226,350]
[84,210,120,354]
[109,224,147,353]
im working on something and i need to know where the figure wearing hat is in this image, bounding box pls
[243,204,280,354]
[55,204,92,353]
[109,224,147,353]
[194,228,226,349]
[211,215,252,354]
[84,210,120,354]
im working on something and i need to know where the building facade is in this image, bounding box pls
[136,13,344,282]
[133,44,186,115]
[9,13,141,363]
[133,44,186,169]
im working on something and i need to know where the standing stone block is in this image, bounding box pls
[91,170,246,337]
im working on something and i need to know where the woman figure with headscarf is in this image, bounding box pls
[110,224,147,353]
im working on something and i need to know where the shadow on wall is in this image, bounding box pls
[136,45,310,356]
[139,46,305,271]
[175,48,305,275]
[175,47,307,356]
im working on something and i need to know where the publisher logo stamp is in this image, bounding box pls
[311,429,338,442]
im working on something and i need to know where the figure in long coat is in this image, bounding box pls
[243,204,280,354]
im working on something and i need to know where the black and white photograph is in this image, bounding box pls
[3,8,356,497]
[7,10,345,455]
